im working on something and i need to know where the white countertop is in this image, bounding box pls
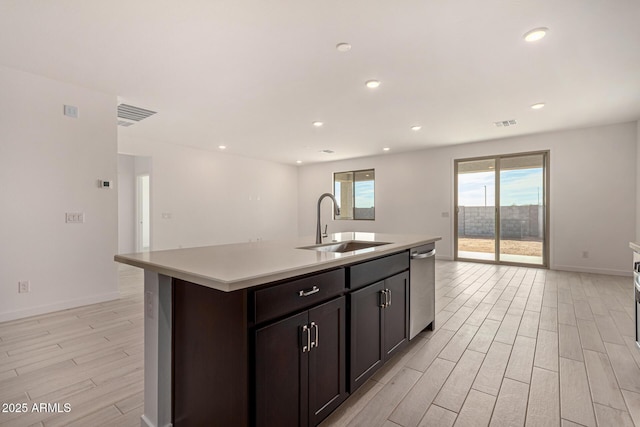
[630,242,640,253]
[114,232,441,292]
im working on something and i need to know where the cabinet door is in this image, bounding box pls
[308,297,347,426]
[349,281,384,392]
[255,311,309,427]
[383,272,409,360]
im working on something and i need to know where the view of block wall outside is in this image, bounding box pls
[458,205,543,239]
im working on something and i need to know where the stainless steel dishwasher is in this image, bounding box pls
[409,243,436,339]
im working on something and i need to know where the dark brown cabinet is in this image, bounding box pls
[349,271,409,392]
[255,296,347,427]
[171,249,418,426]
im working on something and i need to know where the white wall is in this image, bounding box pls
[0,66,118,322]
[636,120,640,242]
[298,122,637,276]
[118,135,299,250]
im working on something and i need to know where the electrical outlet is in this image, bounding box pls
[18,281,30,293]
[145,291,154,319]
[65,212,85,223]
[441,212,450,218]
[582,251,589,259]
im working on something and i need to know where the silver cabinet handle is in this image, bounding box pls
[298,286,320,297]
[310,322,319,349]
[380,290,386,308]
[387,289,391,307]
[411,249,436,259]
[301,325,310,352]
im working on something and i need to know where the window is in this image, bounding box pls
[334,169,375,220]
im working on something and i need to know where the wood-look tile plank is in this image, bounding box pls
[439,324,479,363]
[573,300,594,321]
[594,314,625,345]
[534,329,558,372]
[610,309,635,338]
[493,313,521,345]
[346,368,422,427]
[542,290,558,308]
[587,296,609,316]
[621,389,640,427]
[558,324,583,362]
[517,310,540,338]
[488,377,529,427]
[486,299,510,322]
[441,306,475,332]
[389,358,455,427]
[417,405,457,427]
[467,319,501,354]
[63,405,123,427]
[406,329,455,372]
[559,357,596,427]
[526,367,560,427]
[319,379,384,427]
[472,341,512,396]
[558,303,577,326]
[593,403,635,427]
[466,303,494,327]
[604,342,640,393]
[576,319,605,353]
[433,350,485,413]
[583,349,626,411]
[539,305,558,332]
[504,335,536,384]
[372,336,428,384]
[453,389,495,427]
[622,335,640,370]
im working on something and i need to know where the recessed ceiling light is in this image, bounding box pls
[365,80,381,89]
[296,160,302,164]
[336,42,351,52]
[312,121,324,127]
[218,145,227,150]
[530,103,546,110]
[411,125,422,131]
[523,27,549,42]
[383,147,390,152]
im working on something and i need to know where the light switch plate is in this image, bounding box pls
[63,105,79,118]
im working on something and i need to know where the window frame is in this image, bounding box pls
[333,168,375,221]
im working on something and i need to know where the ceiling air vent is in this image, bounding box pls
[117,104,157,123]
[117,120,134,127]
[494,119,517,127]
[319,149,335,154]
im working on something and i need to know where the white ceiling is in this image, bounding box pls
[1,0,639,165]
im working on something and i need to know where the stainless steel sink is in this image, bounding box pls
[299,240,391,253]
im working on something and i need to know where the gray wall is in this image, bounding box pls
[458,205,543,239]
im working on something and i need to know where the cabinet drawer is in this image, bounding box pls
[348,251,409,290]
[254,269,345,324]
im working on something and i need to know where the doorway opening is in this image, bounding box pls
[454,151,549,267]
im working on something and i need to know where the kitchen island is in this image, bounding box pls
[115,232,441,427]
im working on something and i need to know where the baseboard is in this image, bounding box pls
[0,291,121,323]
[140,414,172,427]
[552,264,631,277]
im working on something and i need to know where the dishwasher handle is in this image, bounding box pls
[411,249,436,259]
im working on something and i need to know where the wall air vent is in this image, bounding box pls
[494,119,517,127]
[117,104,157,122]
[117,120,135,127]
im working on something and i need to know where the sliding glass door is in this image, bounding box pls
[455,151,548,267]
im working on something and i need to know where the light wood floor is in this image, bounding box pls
[1,262,639,426]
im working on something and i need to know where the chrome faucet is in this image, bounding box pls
[316,193,340,244]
